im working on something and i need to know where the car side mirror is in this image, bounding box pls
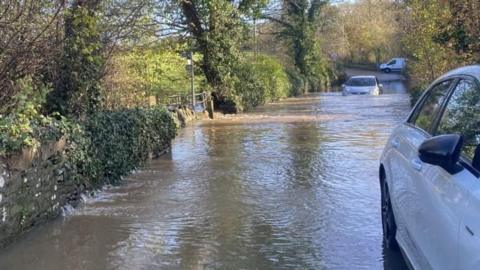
[419,134,464,174]
[379,84,384,88]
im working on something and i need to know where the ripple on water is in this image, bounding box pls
[0,93,411,270]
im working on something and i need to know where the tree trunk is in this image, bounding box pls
[46,0,102,116]
[179,0,224,95]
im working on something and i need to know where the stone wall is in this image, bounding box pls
[170,106,209,127]
[0,107,184,247]
[0,139,87,247]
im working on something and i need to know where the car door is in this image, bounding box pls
[399,59,406,70]
[433,78,480,269]
[388,59,396,69]
[386,79,454,269]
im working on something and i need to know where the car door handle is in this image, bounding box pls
[391,138,400,148]
[411,158,423,171]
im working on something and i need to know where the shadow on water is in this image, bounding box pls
[0,89,411,269]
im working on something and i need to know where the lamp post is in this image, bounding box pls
[187,51,195,110]
[253,17,257,61]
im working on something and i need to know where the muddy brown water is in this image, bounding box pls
[0,90,411,270]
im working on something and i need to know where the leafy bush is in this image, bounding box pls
[331,63,348,88]
[81,107,176,184]
[233,62,266,111]
[0,112,67,156]
[287,60,342,94]
[253,55,290,101]
[232,54,291,111]
[102,45,207,109]
[0,78,66,156]
[1,80,177,186]
[286,68,305,96]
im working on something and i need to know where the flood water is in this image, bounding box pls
[0,90,411,269]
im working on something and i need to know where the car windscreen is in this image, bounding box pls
[345,78,376,87]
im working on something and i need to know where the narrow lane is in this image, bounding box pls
[0,91,411,269]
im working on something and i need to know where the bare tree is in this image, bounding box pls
[0,0,66,111]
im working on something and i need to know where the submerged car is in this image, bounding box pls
[380,65,480,270]
[342,76,382,96]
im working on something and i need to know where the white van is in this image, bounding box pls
[379,58,406,73]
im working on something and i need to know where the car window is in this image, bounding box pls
[436,79,480,160]
[345,77,376,86]
[410,80,453,133]
[388,60,396,65]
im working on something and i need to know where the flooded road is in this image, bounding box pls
[0,91,411,269]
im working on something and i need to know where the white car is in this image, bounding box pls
[380,58,406,73]
[380,65,480,270]
[342,76,382,96]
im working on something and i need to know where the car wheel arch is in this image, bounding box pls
[379,164,386,184]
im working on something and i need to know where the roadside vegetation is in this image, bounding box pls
[0,0,339,185]
[1,0,479,182]
[321,0,479,105]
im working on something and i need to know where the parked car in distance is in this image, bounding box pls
[380,58,406,73]
[342,76,383,96]
[379,65,480,270]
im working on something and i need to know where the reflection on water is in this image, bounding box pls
[381,80,407,94]
[0,92,411,269]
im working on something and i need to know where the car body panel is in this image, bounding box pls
[343,85,377,95]
[380,65,480,270]
[414,162,464,270]
[342,76,380,95]
[456,171,480,269]
[382,124,433,269]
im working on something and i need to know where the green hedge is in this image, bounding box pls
[1,105,177,186]
[79,107,176,184]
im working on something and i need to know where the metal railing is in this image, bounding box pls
[167,92,209,112]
